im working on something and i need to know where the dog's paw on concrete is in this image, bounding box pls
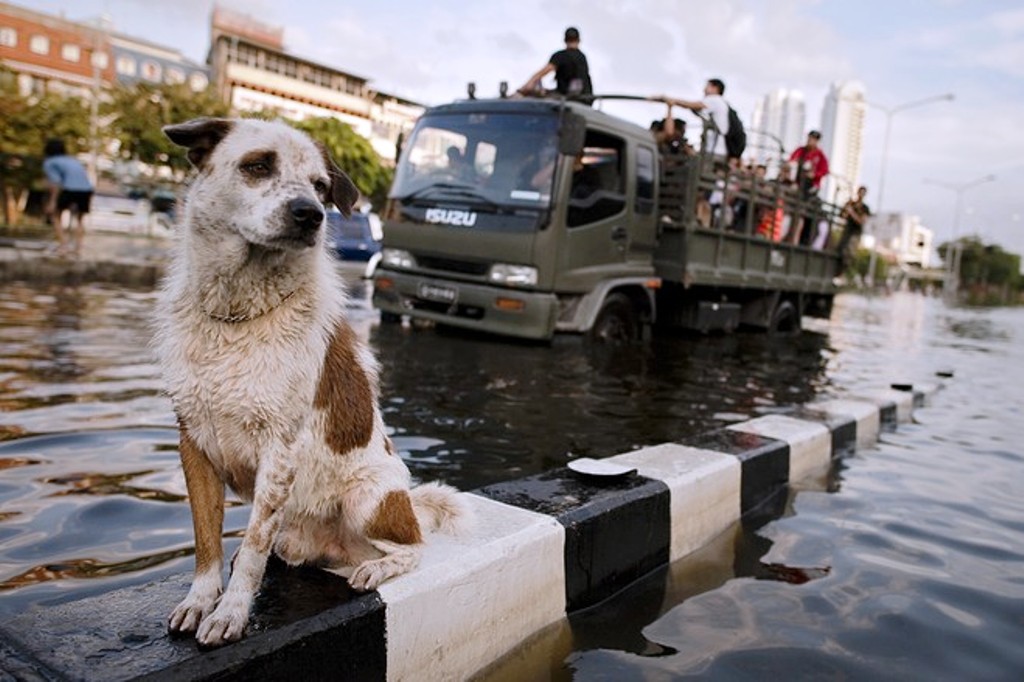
[168,594,217,636]
[195,596,250,647]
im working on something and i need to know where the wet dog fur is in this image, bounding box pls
[157,118,469,647]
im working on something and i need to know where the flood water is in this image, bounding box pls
[1,276,1022,679]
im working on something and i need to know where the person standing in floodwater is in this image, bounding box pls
[42,139,94,258]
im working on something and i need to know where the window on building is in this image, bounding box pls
[235,43,258,67]
[0,27,17,47]
[117,55,136,75]
[141,60,161,81]
[189,72,208,91]
[61,43,81,62]
[91,51,108,69]
[29,35,49,55]
[166,67,185,84]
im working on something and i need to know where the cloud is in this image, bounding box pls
[898,6,1024,78]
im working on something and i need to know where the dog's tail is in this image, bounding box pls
[410,482,473,536]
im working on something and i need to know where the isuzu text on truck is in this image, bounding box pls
[372,92,841,342]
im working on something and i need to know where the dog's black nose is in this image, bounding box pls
[288,198,324,232]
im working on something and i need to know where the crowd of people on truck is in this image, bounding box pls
[516,26,868,264]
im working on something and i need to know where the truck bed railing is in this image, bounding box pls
[659,153,844,249]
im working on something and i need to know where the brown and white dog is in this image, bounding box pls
[157,118,469,648]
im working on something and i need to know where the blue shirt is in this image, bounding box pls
[43,155,93,192]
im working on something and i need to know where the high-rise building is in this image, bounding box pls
[750,88,805,173]
[819,80,867,206]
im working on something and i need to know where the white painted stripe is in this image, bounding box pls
[914,382,940,405]
[859,389,915,423]
[726,415,831,483]
[605,444,740,562]
[379,494,566,682]
[811,399,881,450]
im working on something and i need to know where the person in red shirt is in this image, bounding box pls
[786,130,830,245]
[789,130,829,198]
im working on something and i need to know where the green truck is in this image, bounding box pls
[372,95,841,341]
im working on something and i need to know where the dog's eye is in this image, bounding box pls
[241,162,271,177]
[313,179,329,195]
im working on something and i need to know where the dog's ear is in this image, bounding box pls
[318,144,360,217]
[163,118,235,169]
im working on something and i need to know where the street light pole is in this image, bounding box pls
[923,174,997,296]
[863,92,955,286]
[749,129,785,177]
[86,15,111,187]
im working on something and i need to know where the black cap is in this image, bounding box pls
[565,27,580,42]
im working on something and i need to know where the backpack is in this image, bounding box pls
[724,104,746,159]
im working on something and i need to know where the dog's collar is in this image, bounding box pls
[204,289,298,324]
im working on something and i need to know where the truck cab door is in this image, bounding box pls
[560,131,630,282]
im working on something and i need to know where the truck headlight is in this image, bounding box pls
[488,263,538,286]
[381,248,417,269]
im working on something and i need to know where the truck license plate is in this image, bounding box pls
[418,282,458,304]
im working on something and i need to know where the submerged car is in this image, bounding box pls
[326,210,383,262]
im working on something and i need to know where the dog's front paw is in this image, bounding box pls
[195,595,250,647]
[168,593,217,635]
[349,559,391,591]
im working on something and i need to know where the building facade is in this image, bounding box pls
[208,6,422,164]
[750,89,805,173]
[109,33,209,92]
[819,80,867,206]
[3,1,425,179]
[0,2,210,97]
[869,211,933,268]
[0,1,113,97]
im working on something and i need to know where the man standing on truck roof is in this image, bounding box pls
[659,79,730,158]
[518,27,593,98]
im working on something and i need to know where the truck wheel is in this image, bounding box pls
[589,293,638,344]
[769,300,801,334]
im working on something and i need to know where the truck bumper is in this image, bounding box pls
[372,270,559,341]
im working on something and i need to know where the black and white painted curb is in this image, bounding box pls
[0,383,939,681]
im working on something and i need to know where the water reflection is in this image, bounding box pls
[485,296,1024,680]
[0,278,839,618]
[7,279,1020,680]
[373,324,833,489]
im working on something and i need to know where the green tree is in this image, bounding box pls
[104,81,229,174]
[0,69,90,225]
[939,237,1021,304]
[290,116,393,210]
[847,246,888,283]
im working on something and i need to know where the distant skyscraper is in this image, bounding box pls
[751,89,805,172]
[819,80,867,205]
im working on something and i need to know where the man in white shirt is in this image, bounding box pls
[660,78,730,157]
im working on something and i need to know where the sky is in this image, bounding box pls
[28,0,1024,258]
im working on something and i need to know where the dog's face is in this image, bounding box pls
[164,118,359,250]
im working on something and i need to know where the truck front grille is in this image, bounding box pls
[416,255,490,276]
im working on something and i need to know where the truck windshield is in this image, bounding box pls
[391,112,561,210]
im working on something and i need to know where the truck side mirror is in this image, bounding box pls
[559,112,586,156]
